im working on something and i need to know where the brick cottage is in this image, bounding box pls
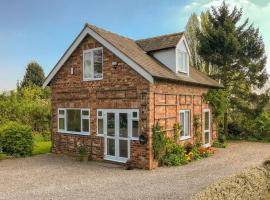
[43,23,222,169]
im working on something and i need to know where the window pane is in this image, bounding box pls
[132,120,139,138]
[119,113,128,138]
[59,110,65,115]
[98,110,103,117]
[82,110,89,116]
[119,140,128,158]
[93,49,103,78]
[82,119,89,132]
[180,113,185,136]
[205,111,210,130]
[67,109,81,132]
[205,131,210,144]
[59,118,65,130]
[185,111,190,136]
[107,113,115,136]
[132,111,137,118]
[107,138,115,156]
[84,52,91,79]
[98,118,103,135]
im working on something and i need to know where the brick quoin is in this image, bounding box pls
[50,34,217,170]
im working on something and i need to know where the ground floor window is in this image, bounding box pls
[203,109,211,146]
[58,108,90,135]
[180,110,190,140]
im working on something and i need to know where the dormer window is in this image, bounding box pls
[176,50,189,74]
[83,47,103,80]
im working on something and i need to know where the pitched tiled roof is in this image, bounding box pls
[87,24,222,88]
[136,32,184,52]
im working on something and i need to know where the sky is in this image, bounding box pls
[0,0,269,91]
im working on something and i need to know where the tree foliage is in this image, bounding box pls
[0,86,51,132]
[196,2,268,135]
[18,62,45,89]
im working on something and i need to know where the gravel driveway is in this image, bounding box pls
[0,141,270,200]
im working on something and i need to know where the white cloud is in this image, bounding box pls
[184,0,270,74]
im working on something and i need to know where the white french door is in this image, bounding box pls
[104,109,135,163]
[203,109,211,147]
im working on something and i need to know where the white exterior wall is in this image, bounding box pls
[177,40,188,53]
[151,37,190,74]
[151,49,176,73]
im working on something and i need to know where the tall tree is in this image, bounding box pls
[196,2,268,135]
[186,11,216,75]
[19,62,45,89]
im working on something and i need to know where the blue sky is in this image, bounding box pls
[0,0,269,91]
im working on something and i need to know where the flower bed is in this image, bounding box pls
[153,123,216,167]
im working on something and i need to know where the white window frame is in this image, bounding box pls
[176,50,189,74]
[203,109,211,147]
[96,109,139,140]
[97,109,104,136]
[131,110,139,140]
[179,110,191,140]
[57,108,90,135]
[83,47,103,81]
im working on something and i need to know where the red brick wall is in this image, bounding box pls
[148,80,218,169]
[50,34,217,170]
[50,34,152,169]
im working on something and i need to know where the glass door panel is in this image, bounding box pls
[119,113,128,138]
[107,138,115,156]
[107,113,115,136]
[119,140,128,158]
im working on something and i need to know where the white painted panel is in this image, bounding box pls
[152,48,176,73]
[177,40,188,53]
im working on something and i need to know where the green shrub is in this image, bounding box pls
[191,148,203,160]
[32,141,51,155]
[152,123,168,162]
[184,143,193,154]
[78,145,88,161]
[0,153,7,161]
[0,122,33,157]
[163,154,186,166]
[212,140,227,148]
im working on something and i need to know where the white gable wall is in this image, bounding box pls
[176,39,188,53]
[151,49,176,73]
[151,36,190,74]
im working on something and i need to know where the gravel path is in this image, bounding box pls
[0,141,270,200]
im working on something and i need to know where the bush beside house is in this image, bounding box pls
[0,122,33,157]
[152,123,216,167]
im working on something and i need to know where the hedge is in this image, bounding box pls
[0,122,33,157]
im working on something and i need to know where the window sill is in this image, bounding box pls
[58,130,90,136]
[83,77,103,81]
[96,134,104,137]
[180,136,191,141]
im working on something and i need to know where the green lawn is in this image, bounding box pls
[32,141,51,156]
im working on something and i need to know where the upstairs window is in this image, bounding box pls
[176,50,189,74]
[83,47,103,80]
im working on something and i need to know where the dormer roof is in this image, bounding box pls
[136,32,184,52]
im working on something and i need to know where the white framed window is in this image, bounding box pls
[203,109,211,147]
[57,108,90,135]
[131,110,139,139]
[83,47,103,81]
[179,110,190,140]
[97,109,104,136]
[176,50,189,74]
